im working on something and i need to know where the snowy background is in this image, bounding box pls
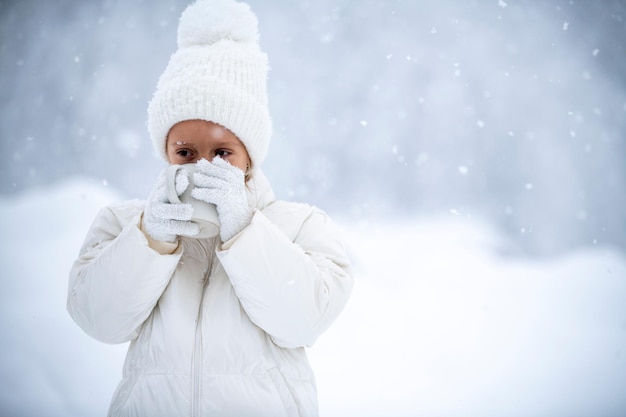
[1,0,625,416]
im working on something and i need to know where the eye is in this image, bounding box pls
[215,149,232,157]
[176,148,195,158]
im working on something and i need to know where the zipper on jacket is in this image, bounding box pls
[190,238,217,417]
[191,313,203,417]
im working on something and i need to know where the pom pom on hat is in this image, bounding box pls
[147,0,271,169]
[178,0,258,47]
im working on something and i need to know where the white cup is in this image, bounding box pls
[166,163,220,239]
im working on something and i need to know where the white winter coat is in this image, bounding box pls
[67,172,353,417]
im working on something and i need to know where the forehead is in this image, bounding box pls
[167,120,240,146]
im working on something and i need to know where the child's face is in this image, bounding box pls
[166,120,251,172]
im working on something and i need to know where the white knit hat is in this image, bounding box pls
[147,0,271,169]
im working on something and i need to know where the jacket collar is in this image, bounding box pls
[246,168,275,211]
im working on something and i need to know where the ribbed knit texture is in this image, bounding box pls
[147,0,271,168]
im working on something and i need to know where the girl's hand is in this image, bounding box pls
[143,168,199,242]
[191,157,253,242]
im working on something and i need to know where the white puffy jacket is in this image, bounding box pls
[67,172,353,417]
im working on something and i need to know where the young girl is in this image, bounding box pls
[67,1,353,416]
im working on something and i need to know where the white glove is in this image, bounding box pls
[143,167,199,242]
[191,157,253,242]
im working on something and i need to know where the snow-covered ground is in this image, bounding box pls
[1,179,625,417]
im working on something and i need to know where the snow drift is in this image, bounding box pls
[1,179,625,417]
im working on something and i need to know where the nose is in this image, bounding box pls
[198,154,215,163]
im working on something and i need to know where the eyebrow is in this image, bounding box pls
[169,141,196,147]
[213,139,245,148]
[167,138,244,148]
